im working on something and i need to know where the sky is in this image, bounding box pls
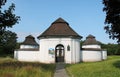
[6,0,117,44]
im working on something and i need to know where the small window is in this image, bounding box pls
[67,45,70,51]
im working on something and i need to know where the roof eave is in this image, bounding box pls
[38,35,82,39]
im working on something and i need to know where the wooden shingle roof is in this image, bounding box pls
[83,34,100,45]
[21,35,39,46]
[38,18,82,39]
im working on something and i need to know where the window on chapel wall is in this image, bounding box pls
[67,45,70,51]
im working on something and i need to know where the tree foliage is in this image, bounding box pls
[0,0,20,35]
[0,0,20,55]
[0,30,17,54]
[103,0,120,43]
[0,0,6,7]
[101,43,120,55]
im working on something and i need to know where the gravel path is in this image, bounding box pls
[54,63,69,77]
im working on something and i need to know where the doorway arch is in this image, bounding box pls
[55,44,65,63]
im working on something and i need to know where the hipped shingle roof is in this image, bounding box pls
[21,35,39,46]
[83,34,100,45]
[38,18,82,39]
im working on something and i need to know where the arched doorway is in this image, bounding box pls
[55,44,64,63]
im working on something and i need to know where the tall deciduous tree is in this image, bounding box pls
[0,0,20,54]
[0,0,20,35]
[0,0,6,7]
[0,30,17,54]
[103,0,120,43]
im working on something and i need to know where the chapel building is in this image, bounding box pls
[14,18,107,64]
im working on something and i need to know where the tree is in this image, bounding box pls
[0,30,17,54]
[103,0,120,43]
[0,0,20,35]
[101,43,120,55]
[0,0,6,7]
[0,0,20,55]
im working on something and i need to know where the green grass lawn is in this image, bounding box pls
[66,56,120,77]
[0,57,55,77]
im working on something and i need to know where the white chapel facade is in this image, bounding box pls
[37,18,82,63]
[14,18,107,64]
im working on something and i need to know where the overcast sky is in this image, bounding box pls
[6,0,117,44]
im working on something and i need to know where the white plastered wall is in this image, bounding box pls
[14,51,40,62]
[82,45,101,49]
[20,45,39,49]
[39,38,80,64]
[82,44,107,62]
[71,39,81,63]
[82,50,102,62]
[102,50,107,60]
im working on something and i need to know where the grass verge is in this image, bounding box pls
[66,56,120,77]
[0,57,55,77]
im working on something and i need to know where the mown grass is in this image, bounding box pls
[66,56,120,77]
[0,57,55,77]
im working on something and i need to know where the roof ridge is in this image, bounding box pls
[52,17,69,25]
